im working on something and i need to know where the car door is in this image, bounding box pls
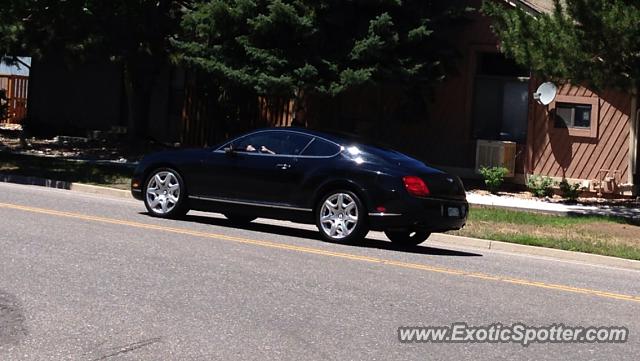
[289,137,343,205]
[199,130,313,204]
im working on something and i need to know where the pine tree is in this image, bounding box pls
[175,0,470,99]
[0,0,187,139]
[483,0,640,92]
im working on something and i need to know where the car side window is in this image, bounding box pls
[301,138,340,157]
[234,132,312,156]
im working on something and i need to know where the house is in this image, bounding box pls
[462,0,638,196]
[20,0,638,196]
[356,0,638,196]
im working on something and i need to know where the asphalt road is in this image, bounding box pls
[0,182,639,360]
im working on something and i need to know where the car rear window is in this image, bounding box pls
[302,138,340,157]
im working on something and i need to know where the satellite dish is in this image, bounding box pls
[533,82,558,106]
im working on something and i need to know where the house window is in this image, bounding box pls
[471,52,530,143]
[549,94,599,138]
[555,103,592,129]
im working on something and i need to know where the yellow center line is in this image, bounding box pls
[1,201,639,304]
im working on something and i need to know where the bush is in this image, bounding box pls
[559,179,582,202]
[527,175,555,198]
[479,166,509,194]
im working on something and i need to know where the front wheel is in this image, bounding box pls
[144,168,189,218]
[385,230,431,246]
[316,190,369,243]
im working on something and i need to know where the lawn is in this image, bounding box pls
[0,152,133,189]
[454,207,640,261]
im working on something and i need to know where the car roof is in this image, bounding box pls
[258,127,391,148]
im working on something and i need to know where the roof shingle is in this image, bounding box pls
[517,0,557,14]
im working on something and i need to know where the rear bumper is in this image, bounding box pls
[131,177,144,200]
[131,189,143,200]
[367,196,468,232]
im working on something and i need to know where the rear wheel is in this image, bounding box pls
[144,168,189,218]
[316,190,368,243]
[385,230,431,246]
[224,214,257,225]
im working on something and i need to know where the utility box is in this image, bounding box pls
[475,140,517,177]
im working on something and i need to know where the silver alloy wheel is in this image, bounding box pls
[319,193,359,240]
[146,171,181,215]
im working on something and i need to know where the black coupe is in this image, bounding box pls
[131,128,468,245]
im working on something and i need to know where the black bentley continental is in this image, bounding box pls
[131,128,468,245]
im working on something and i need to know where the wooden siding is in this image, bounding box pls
[0,75,29,124]
[528,84,631,182]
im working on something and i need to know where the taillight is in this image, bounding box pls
[403,176,430,197]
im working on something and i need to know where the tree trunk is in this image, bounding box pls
[631,86,639,193]
[291,88,307,127]
[123,61,157,142]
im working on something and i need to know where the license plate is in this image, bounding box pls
[447,207,461,218]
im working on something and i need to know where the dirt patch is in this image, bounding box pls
[0,290,28,348]
[577,222,640,247]
[457,218,640,248]
[0,124,168,163]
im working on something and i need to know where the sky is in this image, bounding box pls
[0,57,31,76]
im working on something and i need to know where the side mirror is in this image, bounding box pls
[224,145,236,155]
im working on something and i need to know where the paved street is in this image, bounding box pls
[0,182,639,360]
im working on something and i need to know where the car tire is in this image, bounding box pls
[384,230,431,246]
[143,168,189,218]
[316,190,369,243]
[224,214,257,225]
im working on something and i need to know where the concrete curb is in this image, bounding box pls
[69,183,132,199]
[0,173,132,199]
[467,194,640,222]
[433,233,640,271]
[2,173,639,271]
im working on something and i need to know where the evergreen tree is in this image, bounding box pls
[176,0,469,101]
[483,0,640,92]
[0,0,187,139]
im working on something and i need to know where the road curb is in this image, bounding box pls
[2,174,640,271]
[69,183,132,199]
[0,173,132,199]
[434,233,640,271]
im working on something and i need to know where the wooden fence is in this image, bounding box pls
[257,96,295,127]
[0,75,29,124]
[179,73,295,146]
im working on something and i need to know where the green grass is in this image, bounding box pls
[469,206,632,226]
[0,152,133,189]
[475,231,640,261]
[455,207,640,261]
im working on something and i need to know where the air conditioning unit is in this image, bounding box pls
[475,140,517,177]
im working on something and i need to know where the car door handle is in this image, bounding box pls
[276,163,291,170]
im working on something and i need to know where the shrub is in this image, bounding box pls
[479,166,509,194]
[559,179,582,203]
[527,175,555,198]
